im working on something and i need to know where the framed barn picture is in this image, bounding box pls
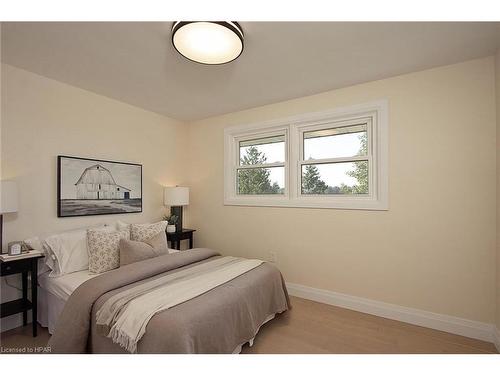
[57,155,142,217]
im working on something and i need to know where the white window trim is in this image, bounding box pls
[224,100,388,210]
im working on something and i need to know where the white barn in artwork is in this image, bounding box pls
[75,164,131,200]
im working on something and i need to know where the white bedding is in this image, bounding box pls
[38,270,101,334]
[35,249,280,350]
[39,269,100,301]
[38,250,181,301]
[38,288,66,334]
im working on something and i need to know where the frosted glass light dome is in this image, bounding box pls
[172,22,244,65]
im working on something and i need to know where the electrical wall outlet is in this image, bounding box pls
[269,251,277,263]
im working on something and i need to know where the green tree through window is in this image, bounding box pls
[301,132,368,194]
[238,146,282,194]
[346,132,368,194]
[302,164,328,194]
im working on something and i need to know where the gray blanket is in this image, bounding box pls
[48,248,290,353]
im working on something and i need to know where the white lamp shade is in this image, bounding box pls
[164,186,189,206]
[1,180,18,213]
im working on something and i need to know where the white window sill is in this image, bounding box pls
[224,197,388,211]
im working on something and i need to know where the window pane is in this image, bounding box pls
[239,135,285,165]
[303,124,367,160]
[301,161,368,195]
[237,166,285,195]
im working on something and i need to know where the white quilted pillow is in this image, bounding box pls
[130,221,168,242]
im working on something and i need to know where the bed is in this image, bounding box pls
[42,248,290,354]
[38,269,99,334]
[38,248,183,333]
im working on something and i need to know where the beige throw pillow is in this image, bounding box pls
[119,231,170,266]
[130,221,167,242]
[87,229,130,274]
[116,220,131,232]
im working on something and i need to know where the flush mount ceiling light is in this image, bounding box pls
[172,21,244,65]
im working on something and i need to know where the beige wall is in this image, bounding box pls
[1,64,189,240]
[0,64,189,330]
[188,57,497,323]
[496,51,500,331]
[1,56,498,330]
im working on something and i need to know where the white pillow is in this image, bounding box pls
[23,237,51,275]
[43,225,113,277]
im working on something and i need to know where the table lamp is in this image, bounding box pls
[164,186,189,232]
[1,180,18,253]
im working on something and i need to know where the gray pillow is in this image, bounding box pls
[119,231,170,266]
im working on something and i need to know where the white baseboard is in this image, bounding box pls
[286,282,497,344]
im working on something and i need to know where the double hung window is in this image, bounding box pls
[224,101,388,210]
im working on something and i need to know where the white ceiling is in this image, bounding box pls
[2,22,500,121]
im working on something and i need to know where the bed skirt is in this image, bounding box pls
[37,287,66,335]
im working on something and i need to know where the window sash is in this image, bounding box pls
[303,123,368,160]
[237,161,285,170]
[239,134,285,147]
[233,129,289,197]
[298,118,373,197]
[300,161,370,196]
[236,166,286,195]
[299,118,372,161]
[303,123,367,139]
[239,134,286,166]
[300,155,368,165]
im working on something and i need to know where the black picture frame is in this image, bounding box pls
[57,155,143,218]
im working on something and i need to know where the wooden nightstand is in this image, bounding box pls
[0,252,44,337]
[166,229,196,250]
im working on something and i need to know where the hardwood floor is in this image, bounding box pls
[242,297,497,354]
[0,296,497,354]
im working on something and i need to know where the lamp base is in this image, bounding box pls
[171,206,183,233]
[0,214,3,254]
